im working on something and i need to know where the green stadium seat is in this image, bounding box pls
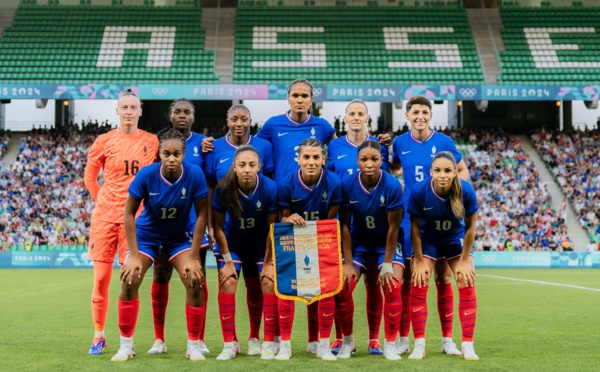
[232,5,483,84]
[0,3,218,84]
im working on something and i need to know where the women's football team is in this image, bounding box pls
[85,80,479,363]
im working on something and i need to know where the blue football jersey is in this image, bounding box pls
[184,131,206,169]
[407,179,478,244]
[256,113,335,184]
[392,130,462,223]
[212,173,278,242]
[129,162,209,240]
[342,170,404,246]
[278,168,342,221]
[326,134,390,180]
[205,134,274,182]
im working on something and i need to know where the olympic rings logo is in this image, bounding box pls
[459,88,477,98]
[480,254,497,263]
[152,87,169,96]
[313,88,323,97]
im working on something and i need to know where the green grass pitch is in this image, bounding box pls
[1,268,598,371]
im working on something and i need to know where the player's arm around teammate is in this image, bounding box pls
[335,140,405,361]
[212,145,279,361]
[408,151,479,361]
[111,129,209,363]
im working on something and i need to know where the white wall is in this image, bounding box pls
[4,100,55,132]
[74,100,120,128]
[571,100,600,130]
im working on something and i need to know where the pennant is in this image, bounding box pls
[271,219,343,304]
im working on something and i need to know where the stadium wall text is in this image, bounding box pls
[0,84,597,102]
[0,251,218,269]
[0,251,597,269]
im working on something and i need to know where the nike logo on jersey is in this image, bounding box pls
[278,132,288,137]
[423,207,434,211]
[464,311,475,316]
[402,151,411,155]
[389,312,401,317]
[413,307,423,313]
[349,200,359,204]
[149,192,160,196]
[266,317,275,321]
[220,158,230,164]
[292,198,303,202]
[280,315,290,319]
[337,154,347,159]
[445,313,453,317]
[222,316,232,320]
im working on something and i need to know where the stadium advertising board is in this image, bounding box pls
[0,252,218,269]
[473,251,600,268]
[1,84,599,101]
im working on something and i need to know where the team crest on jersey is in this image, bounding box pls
[256,200,262,211]
[181,188,187,199]
[310,127,316,138]
[143,146,147,153]
[431,145,437,157]
[193,146,199,156]
[380,195,386,206]
[322,191,328,202]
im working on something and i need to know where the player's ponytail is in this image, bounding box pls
[433,152,464,219]
[215,145,261,219]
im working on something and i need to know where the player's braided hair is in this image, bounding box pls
[287,78,314,97]
[216,145,261,219]
[357,139,381,154]
[432,151,464,219]
[168,98,195,119]
[226,104,251,120]
[159,128,186,154]
[298,138,325,157]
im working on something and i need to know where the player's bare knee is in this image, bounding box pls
[221,277,238,293]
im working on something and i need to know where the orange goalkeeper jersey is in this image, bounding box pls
[85,128,159,223]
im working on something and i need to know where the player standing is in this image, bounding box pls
[326,99,390,355]
[391,95,468,357]
[205,104,274,356]
[408,152,479,361]
[335,140,404,361]
[212,146,279,361]
[110,129,209,362]
[148,98,211,356]
[264,138,342,361]
[202,79,336,353]
[84,89,159,355]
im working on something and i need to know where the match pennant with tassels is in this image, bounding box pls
[271,219,343,305]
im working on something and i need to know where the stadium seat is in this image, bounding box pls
[232,4,484,84]
[498,7,600,84]
[0,3,219,83]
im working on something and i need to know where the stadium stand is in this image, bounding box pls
[233,4,484,84]
[0,3,219,83]
[451,129,568,251]
[498,7,600,84]
[531,129,600,245]
[0,124,111,252]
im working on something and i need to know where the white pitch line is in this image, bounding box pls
[478,274,600,292]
